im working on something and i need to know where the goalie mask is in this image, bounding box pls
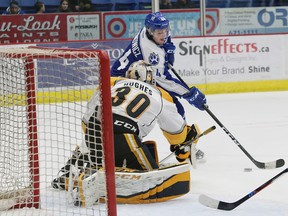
[126,61,155,85]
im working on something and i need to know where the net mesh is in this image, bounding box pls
[0,47,114,215]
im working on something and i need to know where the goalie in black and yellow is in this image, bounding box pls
[52,60,202,206]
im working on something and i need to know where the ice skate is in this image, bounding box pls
[51,147,87,190]
[195,148,206,163]
[188,124,206,163]
[51,162,72,190]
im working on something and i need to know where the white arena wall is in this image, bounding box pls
[3,32,288,98]
[172,34,288,94]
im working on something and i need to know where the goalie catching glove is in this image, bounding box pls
[170,124,200,165]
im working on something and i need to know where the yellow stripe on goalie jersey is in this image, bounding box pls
[156,86,173,103]
[162,125,188,145]
[110,77,126,86]
[116,170,190,204]
[124,134,154,171]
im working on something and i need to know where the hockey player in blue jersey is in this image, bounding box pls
[111,12,207,160]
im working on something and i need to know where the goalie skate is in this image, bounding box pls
[196,148,206,163]
[51,167,70,190]
[51,146,92,190]
[189,143,206,168]
[188,124,206,164]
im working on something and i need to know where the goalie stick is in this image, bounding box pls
[168,64,285,169]
[160,125,216,165]
[199,167,288,211]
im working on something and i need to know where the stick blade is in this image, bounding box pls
[275,159,285,168]
[198,194,220,209]
[199,194,235,211]
[257,159,285,169]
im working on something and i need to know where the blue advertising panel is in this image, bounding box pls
[36,40,130,88]
[37,58,100,88]
[219,7,288,35]
[104,9,219,39]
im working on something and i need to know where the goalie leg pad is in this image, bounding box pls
[116,163,190,204]
[187,124,201,145]
[73,163,190,206]
[71,168,106,207]
[73,171,101,207]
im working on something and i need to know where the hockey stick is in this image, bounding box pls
[168,64,190,89]
[199,167,288,211]
[168,64,285,169]
[159,125,216,165]
[203,105,285,169]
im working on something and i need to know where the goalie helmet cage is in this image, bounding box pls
[0,46,117,216]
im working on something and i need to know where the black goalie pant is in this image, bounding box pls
[114,133,159,171]
[85,113,158,171]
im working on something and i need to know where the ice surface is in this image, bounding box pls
[126,91,288,216]
[3,91,288,216]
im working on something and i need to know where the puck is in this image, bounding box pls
[244,168,252,172]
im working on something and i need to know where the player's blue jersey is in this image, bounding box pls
[111,27,189,98]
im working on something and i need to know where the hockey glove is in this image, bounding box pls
[170,144,190,163]
[170,124,200,166]
[183,87,207,111]
[162,38,175,65]
[163,42,175,54]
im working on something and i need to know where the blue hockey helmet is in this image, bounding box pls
[145,12,170,32]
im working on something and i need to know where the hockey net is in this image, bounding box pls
[0,46,116,216]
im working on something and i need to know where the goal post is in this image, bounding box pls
[0,46,116,215]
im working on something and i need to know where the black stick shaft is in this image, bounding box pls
[168,64,189,89]
[218,167,288,210]
[169,64,258,166]
[199,168,288,210]
[203,104,284,169]
[168,64,284,169]
[203,105,257,164]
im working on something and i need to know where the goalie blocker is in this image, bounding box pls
[70,163,190,206]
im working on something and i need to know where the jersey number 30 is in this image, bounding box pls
[112,86,150,118]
